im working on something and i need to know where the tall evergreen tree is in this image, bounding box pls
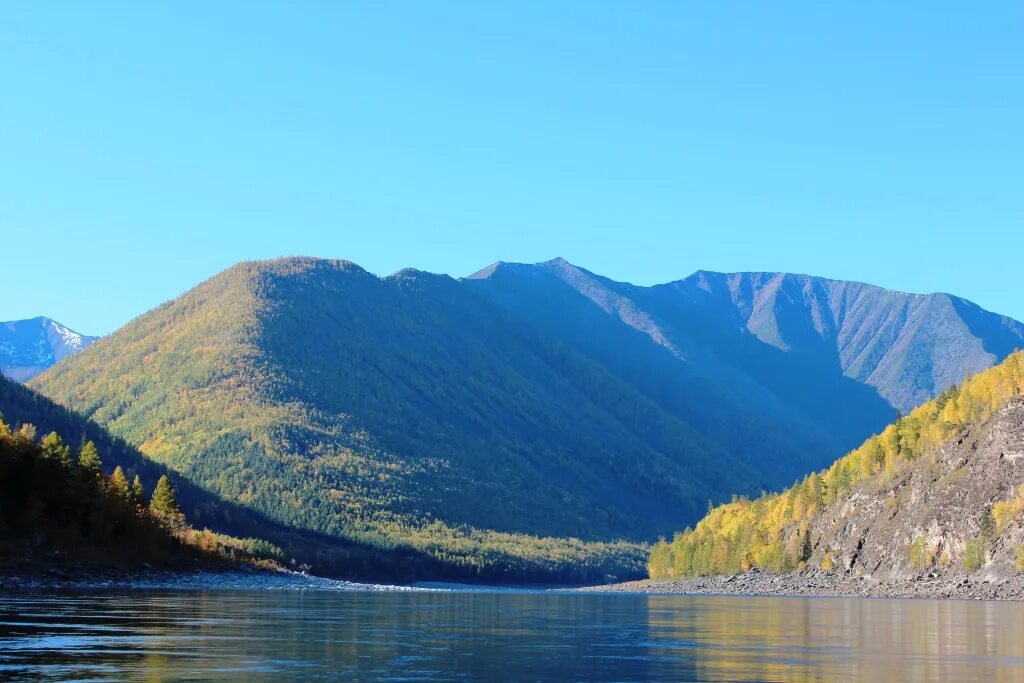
[131,475,145,506]
[40,431,73,469]
[78,440,102,475]
[109,466,131,502]
[150,475,183,528]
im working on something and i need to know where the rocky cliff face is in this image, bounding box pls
[811,398,1024,582]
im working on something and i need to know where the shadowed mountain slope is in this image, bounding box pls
[664,270,1024,413]
[467,260,1024,451]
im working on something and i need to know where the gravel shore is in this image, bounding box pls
[12,565,1024,600]
[575,568,1024,601]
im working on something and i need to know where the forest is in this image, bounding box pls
[0,414,284,572]
[2,370,644,582]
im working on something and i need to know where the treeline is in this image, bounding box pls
[3,373,637,583]
[650,351,1024,579]
[0,416,283,570]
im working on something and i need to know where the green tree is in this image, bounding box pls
[40,432,73,469]
[109,466,131,502]
[150,475,183,527]
[78,440,102,476]
[964,538,987,572]
[980,507,995,542]
[908,536,928,569]
[131,475,145,506]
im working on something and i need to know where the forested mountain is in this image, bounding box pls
[0,375,284,572]
[0,413,195,571]
[0,375,446,580]
[31,259,658,580]
[0,317,98,381]
[467,260,890,471]
[650,351,1024,581]
[28,257,1024,580]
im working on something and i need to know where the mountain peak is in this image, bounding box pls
[1,317,99,382]
[236,256,369,277]
[465,261,507,280]
[466,257,580,281]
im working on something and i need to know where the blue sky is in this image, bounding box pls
[2,2,1021,334]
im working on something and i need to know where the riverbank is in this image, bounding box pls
[13,564,1024,599]
[576,568,1024,600]
[0,566,428,592]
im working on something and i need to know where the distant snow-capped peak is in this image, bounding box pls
[0,316,99,382]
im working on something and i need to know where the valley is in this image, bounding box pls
[12,256,1023,582]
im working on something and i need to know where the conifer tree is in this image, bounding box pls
[78,440,102,475]
[40,432,73,469]
[131,475,145,506]
[150,475,183,528]
[109,466,131,502]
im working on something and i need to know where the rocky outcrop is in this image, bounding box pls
[807,398,1024,583]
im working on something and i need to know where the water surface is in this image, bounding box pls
[2,589,1023,681]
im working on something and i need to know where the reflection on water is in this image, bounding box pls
[2,589,1024,681]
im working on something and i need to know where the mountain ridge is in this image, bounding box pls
[468,260,1024,414]
[29,255,1024,579]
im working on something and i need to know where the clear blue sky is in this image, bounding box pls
[2,2,1021,334]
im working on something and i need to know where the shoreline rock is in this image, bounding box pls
[575,568,1024,601]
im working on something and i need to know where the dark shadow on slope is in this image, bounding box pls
[646,275,896,454]
[0,376,448,582]
[250,264,754,541]
[466,264,858,485]
[950,296,1024,365]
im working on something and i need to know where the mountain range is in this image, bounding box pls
[25,257,1024,579]
[0,317,98,381]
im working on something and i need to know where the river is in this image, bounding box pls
[3,588,1024,681]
